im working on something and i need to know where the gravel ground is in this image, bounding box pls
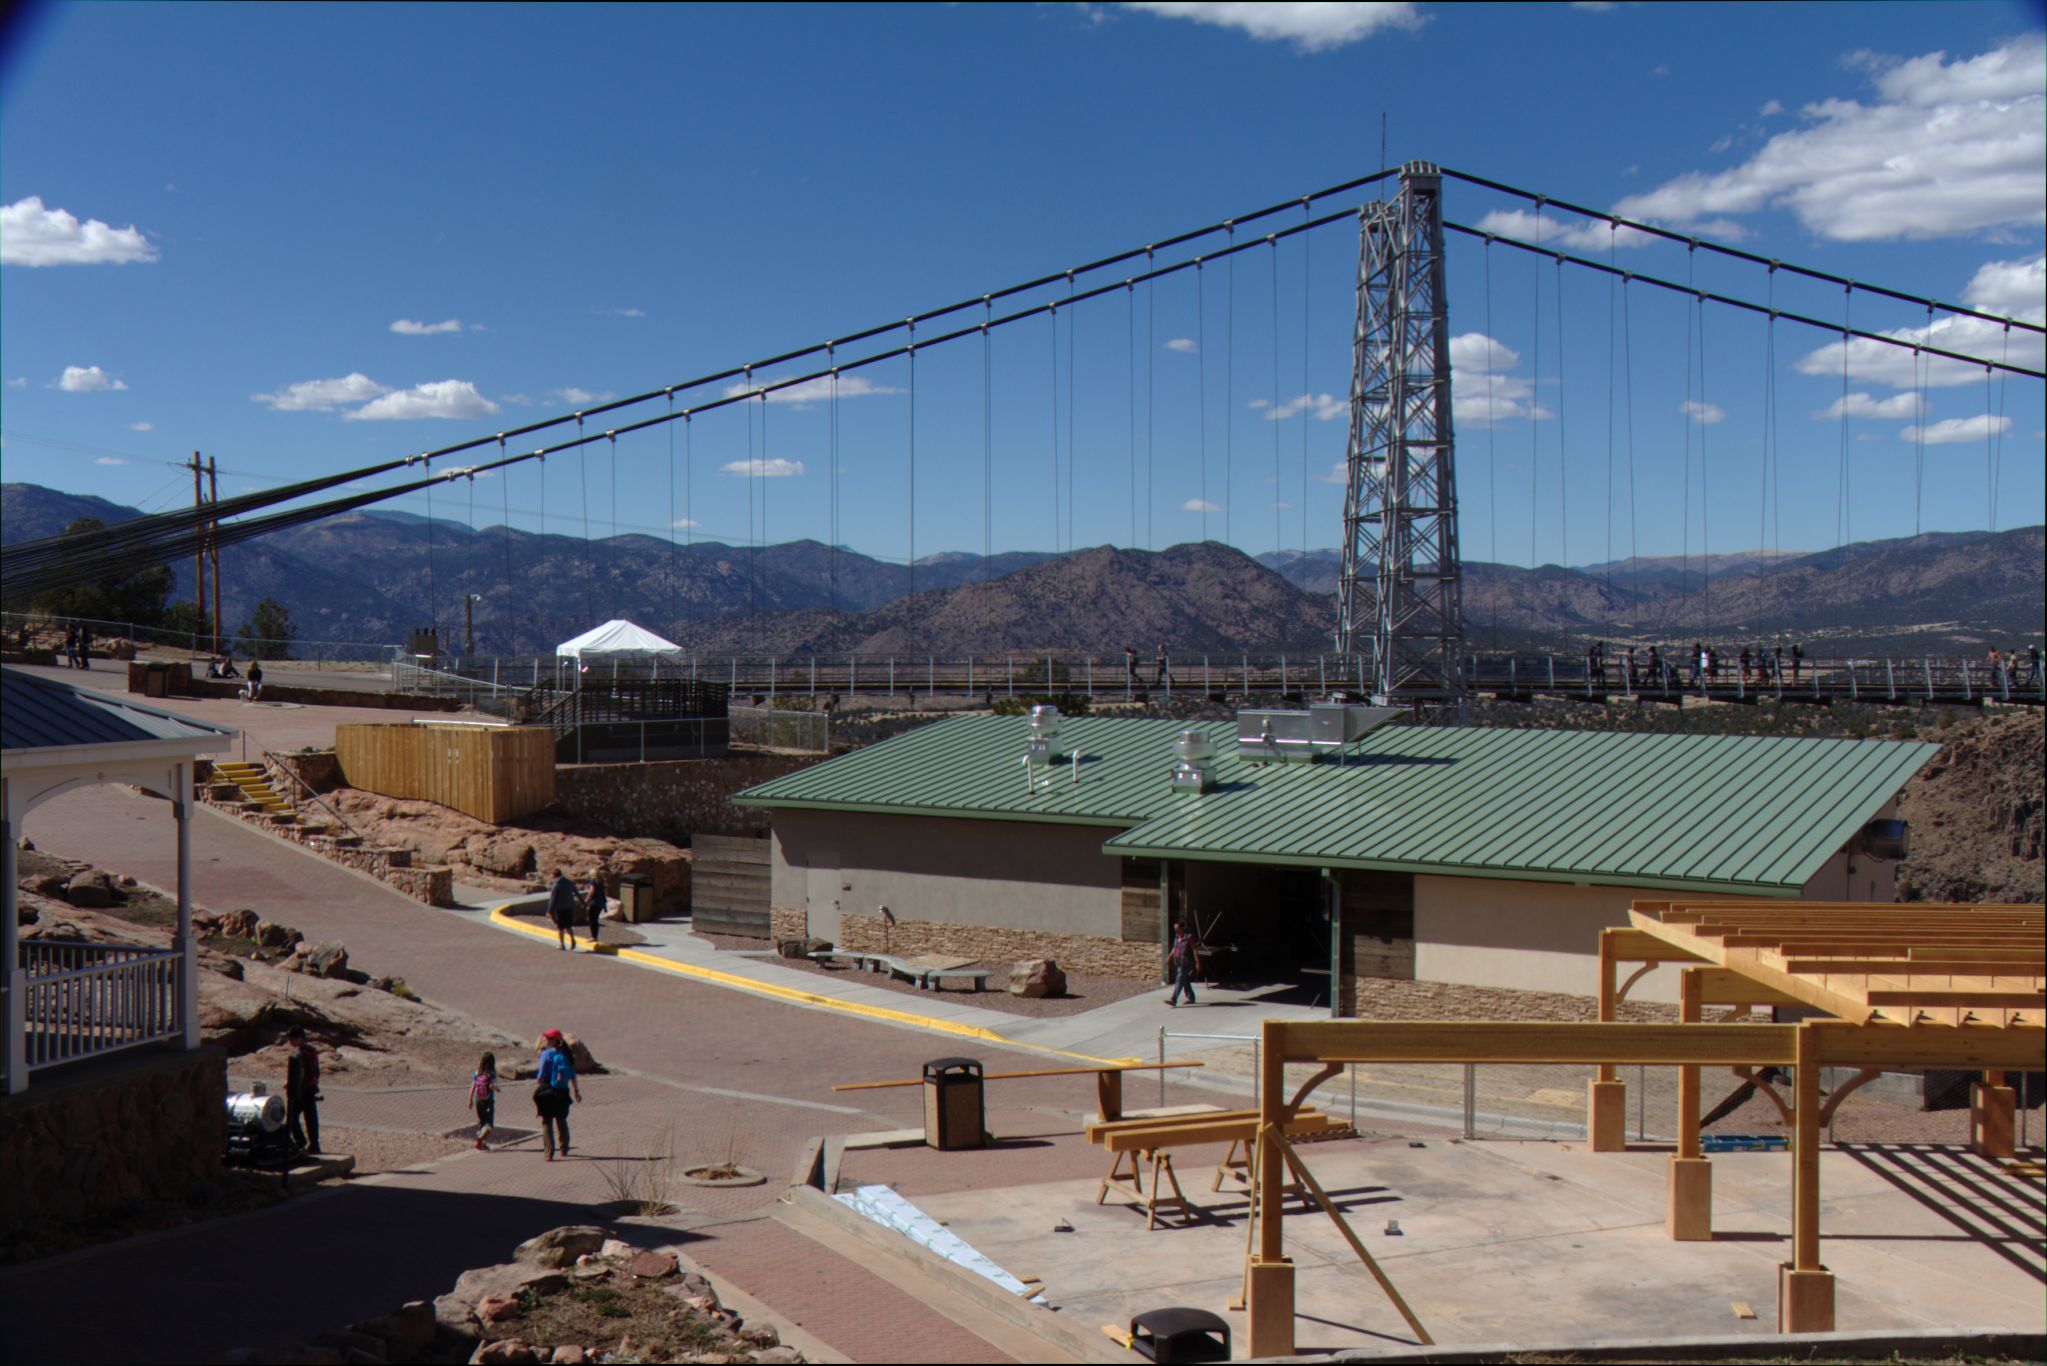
[697,932,1157,1016]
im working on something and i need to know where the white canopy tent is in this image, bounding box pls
[554,620,684,660]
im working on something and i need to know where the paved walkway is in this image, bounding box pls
[18,786,1190,1361]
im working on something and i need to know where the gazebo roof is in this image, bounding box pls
[1,668,235,763]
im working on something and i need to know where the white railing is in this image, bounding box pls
[20,941,184,1072]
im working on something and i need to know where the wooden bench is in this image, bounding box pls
[1089,1109,1338,1228]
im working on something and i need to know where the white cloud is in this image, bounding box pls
[500,393,534,406]
[1262,391,1347,422]
[127,421,154,432]
[671,517,700,529]
[720,458,806,479]
[1181,497,1221,512]
[550,386,617,407]
[95,456,126,466]
[56,365,127,392]
[1315,460,1348,485]
[7,377,28,389]
[595,306,646,318]
[390,318,463,335]
[1794,254,2046,389]
[1812,391,1922,421]
[469,322,488,332]
[253,373,391,412]
[1247,397,1269,409]
[1902,414,2013,445]
[721,374,900,407]
[1759,98,1786,117]
[1447,332,1550,424]
[1120,2,1423,52]
[1613,36,2046,241]
[1472,208,1657,251]
[1163,337,1198,353]
[1,196,158,267]
[1680,399,1726,425]
[347,379,499,421]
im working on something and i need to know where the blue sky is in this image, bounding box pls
[3,2,2041,573]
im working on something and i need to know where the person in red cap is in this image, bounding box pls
[532,1029,582,1160]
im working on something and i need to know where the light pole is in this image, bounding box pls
[464,594,481,658]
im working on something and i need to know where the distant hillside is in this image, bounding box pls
[5,481,2040,656]
[675,542,1335,655]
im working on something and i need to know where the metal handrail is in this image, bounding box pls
[260,748,371,845]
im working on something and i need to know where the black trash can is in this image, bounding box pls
[617,873,654,923]
[922,1057,984,1151]
[1129,1308,1230,1363]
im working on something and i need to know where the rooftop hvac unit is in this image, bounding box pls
[1171,729,1216,793]
[1025,704,1063,764]
[1236,702,1404,763]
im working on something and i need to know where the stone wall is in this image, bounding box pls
[1348,975,1680,1023]
[552,755,822,842]
[770,906,807,942]
[273,748,343,793]
[834,910,1162,979]
[0,1045,227,1226]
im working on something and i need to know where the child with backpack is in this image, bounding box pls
[469,1052,500,1150]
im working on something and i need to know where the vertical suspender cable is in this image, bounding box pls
[983,307,993,581]
[608,432,620,620]
[1836,288,1852,548]
[1128,282,1137,550]
[827,347,837,615]
[1604,227,1617,595]
[500,435,513,647]
[1049,303,1060,552]
[1913,306,1931,537]
[744,369,756,622]
[1067,274,1076,552]
[465,466,476,653]
[1301,202,1311,568]
[1224,223,1235,547]
[1271,236,1282,558]
[684,414,694,631]
[1554,257,1568,605]
[577,415,593,627]
[1527,213,1542,634]
[1697,281,1709,635]
[1990,324,2009,531]
[1198,259,1209,542]
[907,322,916,641]
[426,478,439,637]
[1147,249,1156,551]
[1623,274,1639,611]
[1681,252,1694,622]
[666,392,678,637]
[1485,237,1498,631]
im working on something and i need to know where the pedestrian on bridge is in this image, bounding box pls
[1125,645,1139,695]
[1154,644,1171,688]
[2023,647,2041,686]
[1791,643,1804,682]
[1739,646,1753,683]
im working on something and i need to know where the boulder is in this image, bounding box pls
[512,1226,606,1269]
[475,1295,520,1323]
[197,949,246,981]
[753,1349,804,1365]
[740,1324,781,1348]
[23,871,71,899]
[220,908,260,939]
[449,1262,568,1306]
[1007,958,1067,998]
[352,1302,434,1363]
[470,1343,540,1366]
[598,1238,634,1259]
[476,840,536,878]
[548,1347,587,1366]
[256,921,302,950]
[626,1249,677,1279]
[64,871,115,909]
[531,1033,601,1075]
[305,943,351,978]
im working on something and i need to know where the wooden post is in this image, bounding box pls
[1588,929,1627,1151]
[1667,968,1712,1239]
[1779,1022,1834,1332]
[1247,1020,1294,1358]
[1970,1070,2015,1159]
[1096,1069,1123,1124]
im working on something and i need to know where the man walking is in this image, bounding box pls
[285,1025,321,1155]
[1165,924,1201,1008]
[585,872,608,946]
[548,867,581,951]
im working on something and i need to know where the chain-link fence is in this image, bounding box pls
[729,705,830,753]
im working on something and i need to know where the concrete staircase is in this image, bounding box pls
[212,760,296,825]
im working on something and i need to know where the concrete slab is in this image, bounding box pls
[906,1137,2045,1352]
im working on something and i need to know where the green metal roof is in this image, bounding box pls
[735,714,1938,896]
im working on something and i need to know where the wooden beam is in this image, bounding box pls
[1270,1021,1800,1067]
[1792,1024,1822,1275]
[1690,968,1802,1007]
[1862,990,2046,1009]
[1101,1111,1336,1154]
[1269,1126,1433,1346]
[1806,1021,2047,1070]
[1784,958,2044,975]
[1605,926,1711,963]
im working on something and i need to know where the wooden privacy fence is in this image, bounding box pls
[334,723,555,823]
[692,834,771,938]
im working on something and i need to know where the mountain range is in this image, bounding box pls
[4,482,2039,657]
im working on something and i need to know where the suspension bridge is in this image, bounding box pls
[7,162,2042,713]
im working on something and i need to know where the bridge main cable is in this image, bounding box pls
[1447,222,2047,380]
[1439,167,2046,335]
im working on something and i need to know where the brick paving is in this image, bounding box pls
[12,785,1219,1362]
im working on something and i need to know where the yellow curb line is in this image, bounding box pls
[487,903,1139,1067]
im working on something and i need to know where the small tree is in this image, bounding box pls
[236,597,295,661]
[158,601,213,649]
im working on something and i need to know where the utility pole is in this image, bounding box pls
[189,452,207,650]
[464,593,480,658]
[1334,162,1464,708]
[206,457,222,653]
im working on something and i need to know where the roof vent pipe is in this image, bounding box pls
[1171,728,1216,793]
[1025,704,1063,764]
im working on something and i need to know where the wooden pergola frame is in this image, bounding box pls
[1244,900,2045,1358]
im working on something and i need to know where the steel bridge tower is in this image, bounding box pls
[1334,162,1464,705]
